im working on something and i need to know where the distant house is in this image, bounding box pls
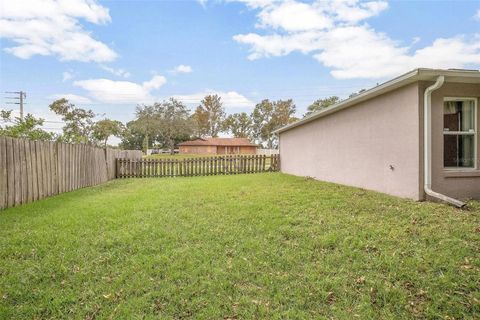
[275,68,480,207]
[179,137,257,155]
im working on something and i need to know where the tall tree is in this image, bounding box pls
[191,106,209,137]
[192,94,225,137]
[224,112,253,138]
[251,99,297,148]
[304,96,339,117]
[252,99,275,149]
[132,104,158,152]
[0,110,55,140]
[273,99,297,126]
[120,120,145,150]
[155,98,193,154]
[49,98,95,143]
[92,119,124,147]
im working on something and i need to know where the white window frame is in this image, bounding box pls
[443,97,478,170]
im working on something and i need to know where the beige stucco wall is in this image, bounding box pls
[420,82,480,200]
[279,83,422,200]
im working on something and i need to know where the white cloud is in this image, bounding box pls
[325,0,388,23]
[0,0,116,62]
[143,75,168,90]
[411,36,421,45]
[173,90,254,109]
[234,31,323,59]
[475,9,480,20]
[100,65,131,78]
[316,31,480,79]
[73,74,251,109]
[171,64,193,74]
[49,93,92,104]
[232,0,480,79]
[257,1,332,31]
[74,75,167,104]
[227,0,277,9]
[197,0,208,8]
[62,71,73,82]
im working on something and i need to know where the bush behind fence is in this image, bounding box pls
[0,137,141,210]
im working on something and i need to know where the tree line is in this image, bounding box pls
[122,95,298,152]
[1,93,350,152]
[0,99,124,147]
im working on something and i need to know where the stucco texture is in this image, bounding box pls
[279,83,422,200]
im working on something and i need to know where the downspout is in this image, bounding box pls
[423,76,465,208]
[275,132,280,171]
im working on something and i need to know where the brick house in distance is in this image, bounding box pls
[179,138,257,155]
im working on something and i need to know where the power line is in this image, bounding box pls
[5,91,26,120]
[42,120,65,124]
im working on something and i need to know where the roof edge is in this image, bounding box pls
[274,68,480,134]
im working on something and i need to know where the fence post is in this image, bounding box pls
[116,159,120,178]
[0,137,6,210]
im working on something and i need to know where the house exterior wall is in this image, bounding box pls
[419,81,480,200]
[279,83,422,200]
[240,146,257,154]
[179,146,217,154]
[179,145,256,155]
[217,146,257,154]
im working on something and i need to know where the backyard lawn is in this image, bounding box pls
[144,153,226,160]
[0,173,479,319]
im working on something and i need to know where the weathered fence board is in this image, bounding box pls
[104,148,140,180]
[116,154,280,179]
[6,138,14,207]
[13,138,22,206]
[30,140,38,202]
[0,138,6,209]
[0,137,142,210]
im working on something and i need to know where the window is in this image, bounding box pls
[443,98,477,168]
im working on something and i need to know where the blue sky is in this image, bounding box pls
[1,0,479,135]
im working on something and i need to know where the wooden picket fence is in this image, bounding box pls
[116,154,280,178]
[0,137,142,210]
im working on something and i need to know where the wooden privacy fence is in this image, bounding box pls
[105,149,143,180]
[116,154,280,178]
[0,137,142,210]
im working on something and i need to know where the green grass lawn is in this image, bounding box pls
[145,153,213,160]
[1,174,479,319]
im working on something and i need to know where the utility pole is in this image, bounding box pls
[5,91,26,120]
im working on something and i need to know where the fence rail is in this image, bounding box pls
[0,137,142,210]
[256,148,279,156]
[116,154,280,178]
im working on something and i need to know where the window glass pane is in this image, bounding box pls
[444,100,475,132]
[444,134,475,168]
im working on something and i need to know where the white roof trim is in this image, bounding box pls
[275,68,480,134]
